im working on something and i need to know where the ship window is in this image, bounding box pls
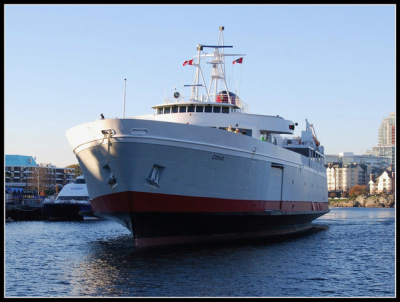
[242,129,252,136]
[172,106,178,113]
[205,106,212,113]
[196,106,204,112]
[222,107,229,114]
[213,106,221,113]
[179,106,187,113]
[188,105,195,112]
[164,107,171,114]
[157,108,163,115]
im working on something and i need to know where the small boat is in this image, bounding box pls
[43,175,94,221]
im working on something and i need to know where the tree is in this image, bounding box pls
[349,185,367,198]
[66,164,83,177]
[27,167,54,196]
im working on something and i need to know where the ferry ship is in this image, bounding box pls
[43,175,92,221]
[66,27,329,247]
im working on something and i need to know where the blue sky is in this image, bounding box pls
[4,4,396,167]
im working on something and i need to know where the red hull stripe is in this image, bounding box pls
[91,191,329,213]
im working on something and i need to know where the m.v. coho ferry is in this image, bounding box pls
[66,26,329,247]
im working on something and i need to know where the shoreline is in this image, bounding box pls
[329,194,395,208]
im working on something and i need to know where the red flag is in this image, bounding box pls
[233,57,243,64]
[183,59,194,66]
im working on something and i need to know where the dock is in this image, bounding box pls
[6,199,46,221]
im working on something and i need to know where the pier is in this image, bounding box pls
[6,199,46,221]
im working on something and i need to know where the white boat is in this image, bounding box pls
[43,175,93,220]
[66,26,329,247]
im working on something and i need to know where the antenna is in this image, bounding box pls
[123,79,126,118]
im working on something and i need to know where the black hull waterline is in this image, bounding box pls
[95,210,329,247]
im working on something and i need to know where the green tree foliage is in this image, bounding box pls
[66,164,83,177]
[349,185,367,198]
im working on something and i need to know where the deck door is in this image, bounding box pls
[268,165,283,201]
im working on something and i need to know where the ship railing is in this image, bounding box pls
[300,155,326,172]
[6,198,45,207]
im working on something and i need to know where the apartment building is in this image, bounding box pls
[366,112,396,168]
[5,154,75,195]
[326,162,372,194]
[378,112,396,146]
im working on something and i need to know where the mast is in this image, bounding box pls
[206,26,233,104]
[184,26,245,105]
[186,45,209,102]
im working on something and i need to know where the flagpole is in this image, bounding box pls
[123,79,126,118]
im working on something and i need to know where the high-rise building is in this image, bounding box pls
[366,112,396,168]
[378,112,396,146]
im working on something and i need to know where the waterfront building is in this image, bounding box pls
[325,152,390,169]
[366,112,396,168]
[326,162,372,195]
[368,165,396,194]
[366,146,396,168]
[5,154,75,197]
[378,112,396,146]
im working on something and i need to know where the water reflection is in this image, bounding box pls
[63,226,329,297]
[317,207,395,224]
[5,208,395,297]
[65,234,133,296]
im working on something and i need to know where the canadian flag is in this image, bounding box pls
[233,57,243,64]
[183,59,194,66]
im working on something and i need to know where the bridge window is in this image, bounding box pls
[196,106,204,113]
[188,105,195,112]
[205,106,212,113]
[172,106,178,113]
[164,107,171,114]
[222,107,229,114]
[179,106,187,113]
[213,106,221,113]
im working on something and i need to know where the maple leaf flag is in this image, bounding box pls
[183,59,194,66]
[233,57,243,64]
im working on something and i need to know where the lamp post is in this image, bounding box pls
[24,168,29,198]
[36,167,40,200]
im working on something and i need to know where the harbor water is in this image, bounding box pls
[5,207,395,297]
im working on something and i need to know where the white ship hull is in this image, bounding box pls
[67,118,328,246]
